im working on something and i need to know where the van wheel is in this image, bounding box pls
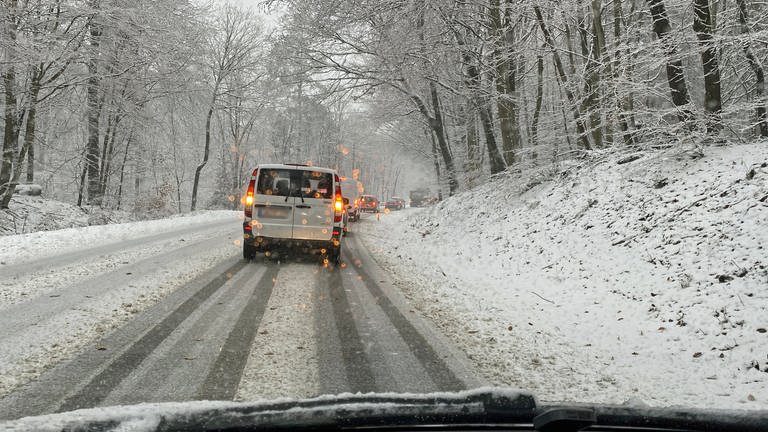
[327,246,341,266]
[243,243,256,260]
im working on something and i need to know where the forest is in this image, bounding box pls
[1,0,766,215]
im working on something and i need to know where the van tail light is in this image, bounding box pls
[334,183,343,223]
[244,179,255,218]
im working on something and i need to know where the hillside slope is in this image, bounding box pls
[359,142,768,409]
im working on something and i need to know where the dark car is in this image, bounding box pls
[409,188,431,207]
[359,195,379,213]
[385,197,405,210]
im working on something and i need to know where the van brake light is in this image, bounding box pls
[334,183,343,222]
[244,178,256,218]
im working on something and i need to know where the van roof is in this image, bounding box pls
[255,164,338,175]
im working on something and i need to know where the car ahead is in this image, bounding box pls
[385,196,406,210]
[242,164,344,264]
[339,176,362,224]
[358,194,379,213]
[409,188,431,207]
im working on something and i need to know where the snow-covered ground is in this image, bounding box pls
[0,195,135,236]
[0,209,240,266]
[0,211,242,398]
[357,142,768,409]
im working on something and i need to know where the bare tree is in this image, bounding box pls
[692,0,722,133]
[190,4,263,211]
[646,0,692,123]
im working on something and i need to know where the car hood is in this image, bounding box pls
[2,388,767,432]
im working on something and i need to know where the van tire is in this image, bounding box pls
[243,243,256,260]
[328,245,341,266]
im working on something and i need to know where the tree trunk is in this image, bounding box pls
[533,5,591,150]
[693,0,722,133]
[1,86,38,207]
[116,132,132,210]
[0,67,17,208]
[427,128,443,201]
[191,100,215,211]
[592,0,612,145]
[465,104,480,183]
[25,131,33,183]
[453,24,506,175]
[561,10,578,77]
[531,51,544,148]
[77,159,87,207]
[490,0,521,165]
[647,0,693,123]
[736,0,768,137]
[579,7,602,148]
[428,82,459,194]
[23,68,42,186]
[479,104,505,174]
[85,15,103,206]
[613,0,636,145]
[99,115,120,200]
[0,1,18,208]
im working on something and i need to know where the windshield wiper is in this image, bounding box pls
[285,189,305,203]
[151,389,768,432]
[284,182,305,203]
[10,389,768,431]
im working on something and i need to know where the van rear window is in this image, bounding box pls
[256,169,333,199]
[257,169,294,197]
[300,170,333,199]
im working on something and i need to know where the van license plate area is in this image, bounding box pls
[259,206,291,219]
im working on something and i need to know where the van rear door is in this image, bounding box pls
[252,168,296,240]
[292,169,334,241]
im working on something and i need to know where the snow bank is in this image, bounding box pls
[0,195,134,236]
[359,142,768,409]
[0,209,240,265]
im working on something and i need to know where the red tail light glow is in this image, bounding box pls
[244,178,256,218]
[334,180,343,222]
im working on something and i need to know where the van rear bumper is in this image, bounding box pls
[243,223,341,253]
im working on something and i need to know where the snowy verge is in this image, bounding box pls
[0,211,242,399]
[357,142,768,409]
[0,209,241,265]
[0,195,127,236]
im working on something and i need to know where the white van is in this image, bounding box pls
[242,164,345,264]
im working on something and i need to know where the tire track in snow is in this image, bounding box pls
[0,257,245,419]
[315,265,377,394]
[0,231,239,340]
[0,230,240,404]
[55,260,249,413]
[197,264,279,400]
[342,228,483,392]
[100,263,268,406]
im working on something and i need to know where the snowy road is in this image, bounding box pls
[0,213,481,421]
